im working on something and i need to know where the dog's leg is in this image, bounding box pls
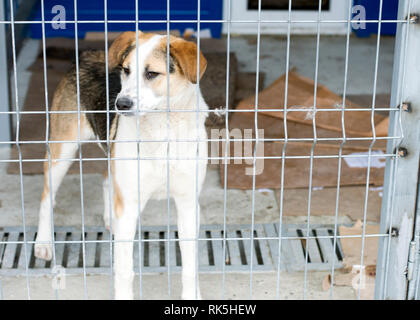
[112,178,153,300]
[35,115,93,261]
[174,195,202,300]
[35,142,79,260]
[113,200,138,300]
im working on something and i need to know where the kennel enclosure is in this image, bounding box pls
[0,0,419,300]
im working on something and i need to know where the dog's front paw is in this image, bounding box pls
[104,219,110,232]
[104,218,116,234]
[182,290,202,300]
[103,212,116,234]
[114,273,134,300]
[114,285,134,300]
[114,291,134,300]
[34,241,53,261]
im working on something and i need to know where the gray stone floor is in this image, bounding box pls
[1,272,355,300]
[0,34,395,300]
[230,34,395,95]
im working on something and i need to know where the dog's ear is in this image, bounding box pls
[170,39,207,83]
[108,31,138,69]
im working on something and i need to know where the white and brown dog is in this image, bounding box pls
[34,31,208,299]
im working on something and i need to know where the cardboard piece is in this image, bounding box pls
[339,220,380,269]
[322,220,379,299]
[322,266,376,300]
[235,70,389,138]
[322,272,355,290]
[219,141,385,190]
[228,106,387,151]
[220,71,389,189]
[346,93,390,115]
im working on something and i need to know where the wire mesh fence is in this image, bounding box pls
[0,0,419,300]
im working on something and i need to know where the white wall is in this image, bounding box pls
[223,0,349,35]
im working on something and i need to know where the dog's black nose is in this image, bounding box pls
[116,96,133,111]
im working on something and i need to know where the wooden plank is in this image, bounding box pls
[2,232,19,268]
[210,230,223,269]
[301,229,323,263]
[226,230,242,267]
[54,232,67,267]
[288,229,306,270]
[163,232,170,270]
[198,230,208,267]
[66,232,81,268]
[169,231,177,268]
[18,232,35,269]
[83,232,97,268]
[148,232,160,268]
[316,228,339,265]
[99,232,112,268]
[263,223,289,269]
[240,229,259,268]
[254,225,271,267]
[263,224,278,263]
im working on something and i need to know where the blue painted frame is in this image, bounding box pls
[353,0,399,37]
[30,0,223,38]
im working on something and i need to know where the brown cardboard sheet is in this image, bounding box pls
[322,220,379,299]
[220,70,388,189]
[235,70,389,139]
[339,220,380,269]
[219,141,385,189]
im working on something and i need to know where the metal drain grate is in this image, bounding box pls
[0,224,343,276]
[278,224,344,272]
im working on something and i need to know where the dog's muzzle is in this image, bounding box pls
[116,96,133,114]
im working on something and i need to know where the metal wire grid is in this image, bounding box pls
[0,0,416,300]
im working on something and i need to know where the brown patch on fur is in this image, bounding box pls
[121,49,135,70]
[163,37,207,83]
[108,31,136,69]
[144,47,168,74]
[108,31,157,69]
[41,76,91,201]
[41,184,49,202]
[143,46,184,96]
[110,139,124,218]
[142,36,207,97]
[113,182,124,218]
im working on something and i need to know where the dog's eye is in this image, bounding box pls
[145,71,159,80]
[122,67,130,75]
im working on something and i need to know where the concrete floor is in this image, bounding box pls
[0,34,394,300]
[1,272,355,300]
[231,34,395,95]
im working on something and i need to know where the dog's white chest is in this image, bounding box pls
[112,113,207,200]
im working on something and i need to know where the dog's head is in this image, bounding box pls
[109,31,207,115]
